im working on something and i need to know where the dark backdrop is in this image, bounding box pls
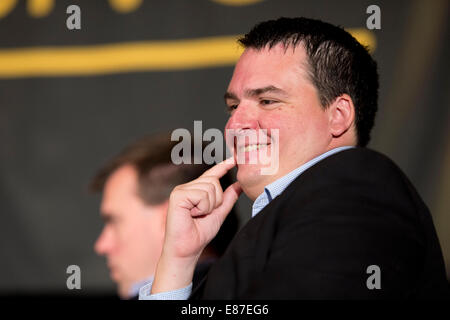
[0,0,448,294]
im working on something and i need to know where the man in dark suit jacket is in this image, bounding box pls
[191,147,449,299]
[141,17,449,299]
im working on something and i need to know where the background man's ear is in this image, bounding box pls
[328,94,355,138]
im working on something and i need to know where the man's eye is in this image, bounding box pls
[102,216,116,224]
[226,104,238,113]
[260,99,276,105]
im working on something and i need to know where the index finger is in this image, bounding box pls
[200,156,236,178]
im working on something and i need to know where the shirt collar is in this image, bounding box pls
[252,146,354,217]
[127,276,154,299]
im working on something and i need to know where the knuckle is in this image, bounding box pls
[207,183,216,193]
[169,187,180,198]
[200,189,209,198]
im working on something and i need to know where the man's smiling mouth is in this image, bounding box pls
[238,143,270,153]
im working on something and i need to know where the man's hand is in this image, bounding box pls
[151,157,242,294]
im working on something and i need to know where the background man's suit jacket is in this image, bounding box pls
[191,148,449,299]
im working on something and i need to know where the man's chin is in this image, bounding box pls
[117,282,132,299]
[237,162,276,177]
[109,268,121,283]
[237,164,267,189]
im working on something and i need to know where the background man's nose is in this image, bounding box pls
[94,227,113,256]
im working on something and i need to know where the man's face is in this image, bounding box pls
[225,43,333,199]
[94,165,167,298]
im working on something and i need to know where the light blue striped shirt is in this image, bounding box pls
[139,146,353,300]
[128,277,153,299]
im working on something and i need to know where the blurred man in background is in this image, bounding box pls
[90,133,238,299]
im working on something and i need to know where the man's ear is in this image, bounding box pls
[328,94,355,138]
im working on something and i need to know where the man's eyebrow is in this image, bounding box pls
[224,86,288,102]
[224,91,238,102]
[245,85,288,98]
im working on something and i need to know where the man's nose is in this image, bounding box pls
[94,227,113,256]
[226,102,259,131]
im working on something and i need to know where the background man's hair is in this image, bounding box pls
[239,17,379,147]
[89,132,238,256]
[89,132,211,205]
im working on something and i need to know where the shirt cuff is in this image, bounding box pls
[138,280,192,300]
